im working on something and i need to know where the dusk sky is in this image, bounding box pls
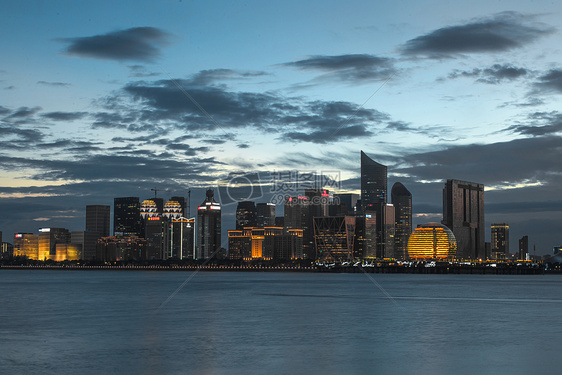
[1,0,561,254]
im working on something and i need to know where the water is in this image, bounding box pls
[1,270,561,375]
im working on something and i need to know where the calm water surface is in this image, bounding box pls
[1,270,561,375]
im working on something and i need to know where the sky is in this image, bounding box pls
[1,0,561,255]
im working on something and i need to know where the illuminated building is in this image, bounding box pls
[313,216,356,262]
[2,242,14,256]
[114,197,141,236]
[96,235,146,262]
[284,195,311,258]
[197,189,221,259]
[163,200,183,220]
[170,196,187,217]
[54,243,81,261]
[170,217,195,259]
[442,179,485,259]
[407,223,457,260]
[13,233,39,259]
[71,231,100,260]
[391,182,412,260]
[519,235,529,260]
[145,216,169,260]
[355,213,376,259]
[228,230,250,260]
[361,151,391,258]
[38,228,71,261]
[256,203,275,227]
[236,201,257,230]
[491,223,509,259]
[361,151,387,209]
[86,205,110,237]
[228,227,303,260]
[141,200,159,219]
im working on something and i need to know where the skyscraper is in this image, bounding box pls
[236,201,257,230]
[442,179,485,259]
[284,195,313,259]
[361,151,390,258]
[114,197,141,236]
[86,205,110,237]
[519,235,529,260]
[13,233,39,259]
[391,182,412,260]
[361,151,387,210]
[491,223,509,259]
[170,196,187,217]
[256,203,276,227]
[197,189,221,259]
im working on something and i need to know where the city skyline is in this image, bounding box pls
[1,1,562,254]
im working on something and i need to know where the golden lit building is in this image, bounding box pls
[13,233,39,259]
[406,223,457,260]
[228,227,303,260]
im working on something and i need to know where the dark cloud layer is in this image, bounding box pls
[447,64,529,84]
[98,78,389,143]
[402,12,553,58]
[60,27,170,62]
[535,69,562,94]
[283,54,396,83]
[506,111,562,136]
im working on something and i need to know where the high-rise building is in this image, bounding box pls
[71,231,100,260]
[114,197,141,236]
[491,223,509,259]
[86,205,110,237]
[256,203,276,227]
[170,196,187,217]
[236,201,257,230]
[333,193,360,214]
[170,217,195,259]
[197,189,221,259]
[96,235,146,262]
[144,216,169,260]
[361,151,390,258]
[407,223,457,260]
[284,195,314,259]
[354,213,376,259]
[38,228,70,261]
[442,179,485,260]
[13,233,39,259]
[361,151,387,210]
[313,216,356,263]
[391,182,412,260]
[518,235,529,260]
[381,204,395,259]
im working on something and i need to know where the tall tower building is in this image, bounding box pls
[491,223,509,259]
[170,196,187,217]
[361,151,390,258]
[442,179,485,260]
[114,197,141,236]
[197,189,221,259]
[391,182,412,260]
[518,235,529,260]
[361,151,387,210]
[236,201,257,230]
[13,233,39,259]
[86,205,110,237]
[256,203,276,227]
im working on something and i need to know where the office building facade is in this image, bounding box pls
[442,179,485,259]
[114,197,141,236]
[86,205,110,237]
[197,189,221,259]
[391,182,412,260]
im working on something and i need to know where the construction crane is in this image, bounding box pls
[151,188,169,198]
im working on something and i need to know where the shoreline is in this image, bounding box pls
[0,263,553,274]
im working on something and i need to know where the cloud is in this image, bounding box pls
[37,81,71,87]
[127,65,161,78]
[401,12,554,58]
[60,27,171,62]
[2,106,41,124]
[447,64,529,84]
[282,54,396,83]
[95,77,389,143]
[505,111,562,136]
[41,111,88,121]
[189,69,270,86]
[534,69,562,94]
